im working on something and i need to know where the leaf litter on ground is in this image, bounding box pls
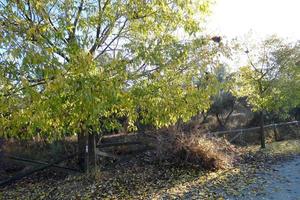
[1,140,300,200]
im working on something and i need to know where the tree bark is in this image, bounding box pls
[224,107,234,127]
[78,125,89,172]
[260,111,266,148]
[88,132,96,168]
[216,113,225,130]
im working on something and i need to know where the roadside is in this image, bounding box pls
[235,155,300,200]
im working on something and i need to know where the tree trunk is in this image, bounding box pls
[88,132,96,168]
[78,125,89,172]
[216,113,225,130]
[224,107,234,127]
[260,111,266,148]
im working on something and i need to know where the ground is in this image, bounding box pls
[0,140,300,200]
[243,155,300,200]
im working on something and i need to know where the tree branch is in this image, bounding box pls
[69,0,84,41]
[94,18,128,59]
[89,0,111,54]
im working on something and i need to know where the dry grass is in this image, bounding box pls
[245,139,300,156]
[175,134,234,170]
[155,131,236,170]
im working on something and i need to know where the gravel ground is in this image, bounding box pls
[237,155,300,200]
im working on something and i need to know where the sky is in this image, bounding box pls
[206,0,300,41]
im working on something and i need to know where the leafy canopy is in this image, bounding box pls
[233,36,300,114]
[0,0,224,138]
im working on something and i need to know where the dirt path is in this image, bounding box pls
[239,155,300,200]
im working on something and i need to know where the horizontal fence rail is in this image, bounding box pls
[0,153,78,187]
[2,154,80,173]
[209,120,300,137]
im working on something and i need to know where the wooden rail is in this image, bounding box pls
[210,120,300,136]
[0,153,78,188]
[97,141,142,148]
[3,154,80,173]
[95,133,155,160]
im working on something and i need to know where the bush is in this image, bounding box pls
[155,130,235,170]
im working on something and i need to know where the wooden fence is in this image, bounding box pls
[209,120,300,142]
[0,133,156,187]
[1,120,299,187]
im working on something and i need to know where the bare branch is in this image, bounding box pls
[89,0,111,54]
[94,19,128,59]
[39,34,70,62]
[69,0,84,41]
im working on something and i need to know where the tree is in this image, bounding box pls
[209,65,237,130]
[233,36,300,148]
[210,91,236,130]
[177,38,237,131]
[0,0,221,171]
[273,40,300,109]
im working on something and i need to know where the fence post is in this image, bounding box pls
[208,121,299,145]
[273,124,280,141]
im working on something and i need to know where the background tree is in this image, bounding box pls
[274,40,300,110]
[210,91,236,130]
[0,0,225,171]
[209,65,237,130]
[233,36,300,148]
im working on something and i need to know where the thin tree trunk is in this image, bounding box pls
[224,107,234,127]
[216,113,225,130]
[78,125,89,172]
[88,132,96,168]
[201,111,209,124]
[260,111,266,148]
